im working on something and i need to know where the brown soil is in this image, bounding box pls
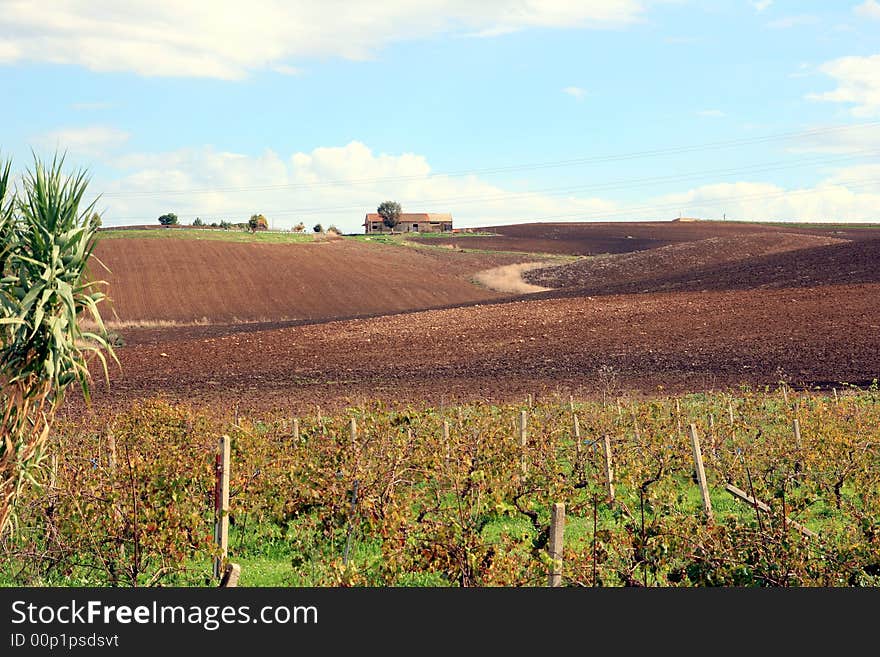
[92,238,527,325]
[77,283,880,415]
[67,222,880,415]
[528,237,880,297]
[413,221,880,255]
[524,232,845,291]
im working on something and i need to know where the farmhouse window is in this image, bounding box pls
[412,224,419,230]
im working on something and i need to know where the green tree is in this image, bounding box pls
[377,200,402,232]
[313,223,323,233]
[219,220,232,230]
[248,214,269,232]
[158,212,178,226]
[0,154,115,536]
[192,217,205,227]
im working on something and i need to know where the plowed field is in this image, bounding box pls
[92,238,529,325]
[70,221,880,414]
[411,221,878,255]
[527,237,880,296]
[83,283,880,414]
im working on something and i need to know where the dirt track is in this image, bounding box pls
[473,262,552,294]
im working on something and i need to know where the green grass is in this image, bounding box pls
[98,228,318,243]
[403,231,500,238]
[749,221,880,230]
[350,232,577,261]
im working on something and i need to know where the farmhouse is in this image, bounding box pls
[363,213,453,234]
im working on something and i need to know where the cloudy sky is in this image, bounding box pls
[2,0,880,231]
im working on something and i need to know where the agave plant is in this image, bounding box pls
[0,153,116,536]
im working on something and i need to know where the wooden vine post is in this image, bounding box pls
[442,420,451,466]
[220,563,241,588]
[688,424,713,523]
[107,432,124,562]
[291,417,300,442]
[724,483,817,538]
[213,434,231,580]
[674,398,683,439]
[602,434,615,502]
[631,406,641,444]
[107,432,117,472]
[519,410,528,477]
[548,503,565,587]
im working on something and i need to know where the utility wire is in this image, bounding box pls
[101,148,880,223]
[99,120,880,198]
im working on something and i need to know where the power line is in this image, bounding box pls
[98,120,880,199]
[525,176,880,223]
[101,147,880,222]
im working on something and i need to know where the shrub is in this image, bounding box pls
[248,214,269,232]
[0,154,115,537]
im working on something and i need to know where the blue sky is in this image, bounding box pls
[2,0,880,232]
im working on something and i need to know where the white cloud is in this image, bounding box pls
[464,25,521,38]
[823,163,880,191]
[648,179,880,223]
[0,40,22,61]
[562,86,587,100]
[87,139,880,229]
[94,141,619,231]
[36,125,130,157]
[855,1,880,19]
[750,0,773,12]
[697,109,725,118]
[0,1,648,79]
[808,54,880,117]
[766,15,819,29]
[272,65,302,76]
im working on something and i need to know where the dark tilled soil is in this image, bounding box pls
[67,221,880,415]
[74,283,880,415]
[411,221,880,256]
[528,237,880,297]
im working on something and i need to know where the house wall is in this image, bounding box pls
[366,221,451,234]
